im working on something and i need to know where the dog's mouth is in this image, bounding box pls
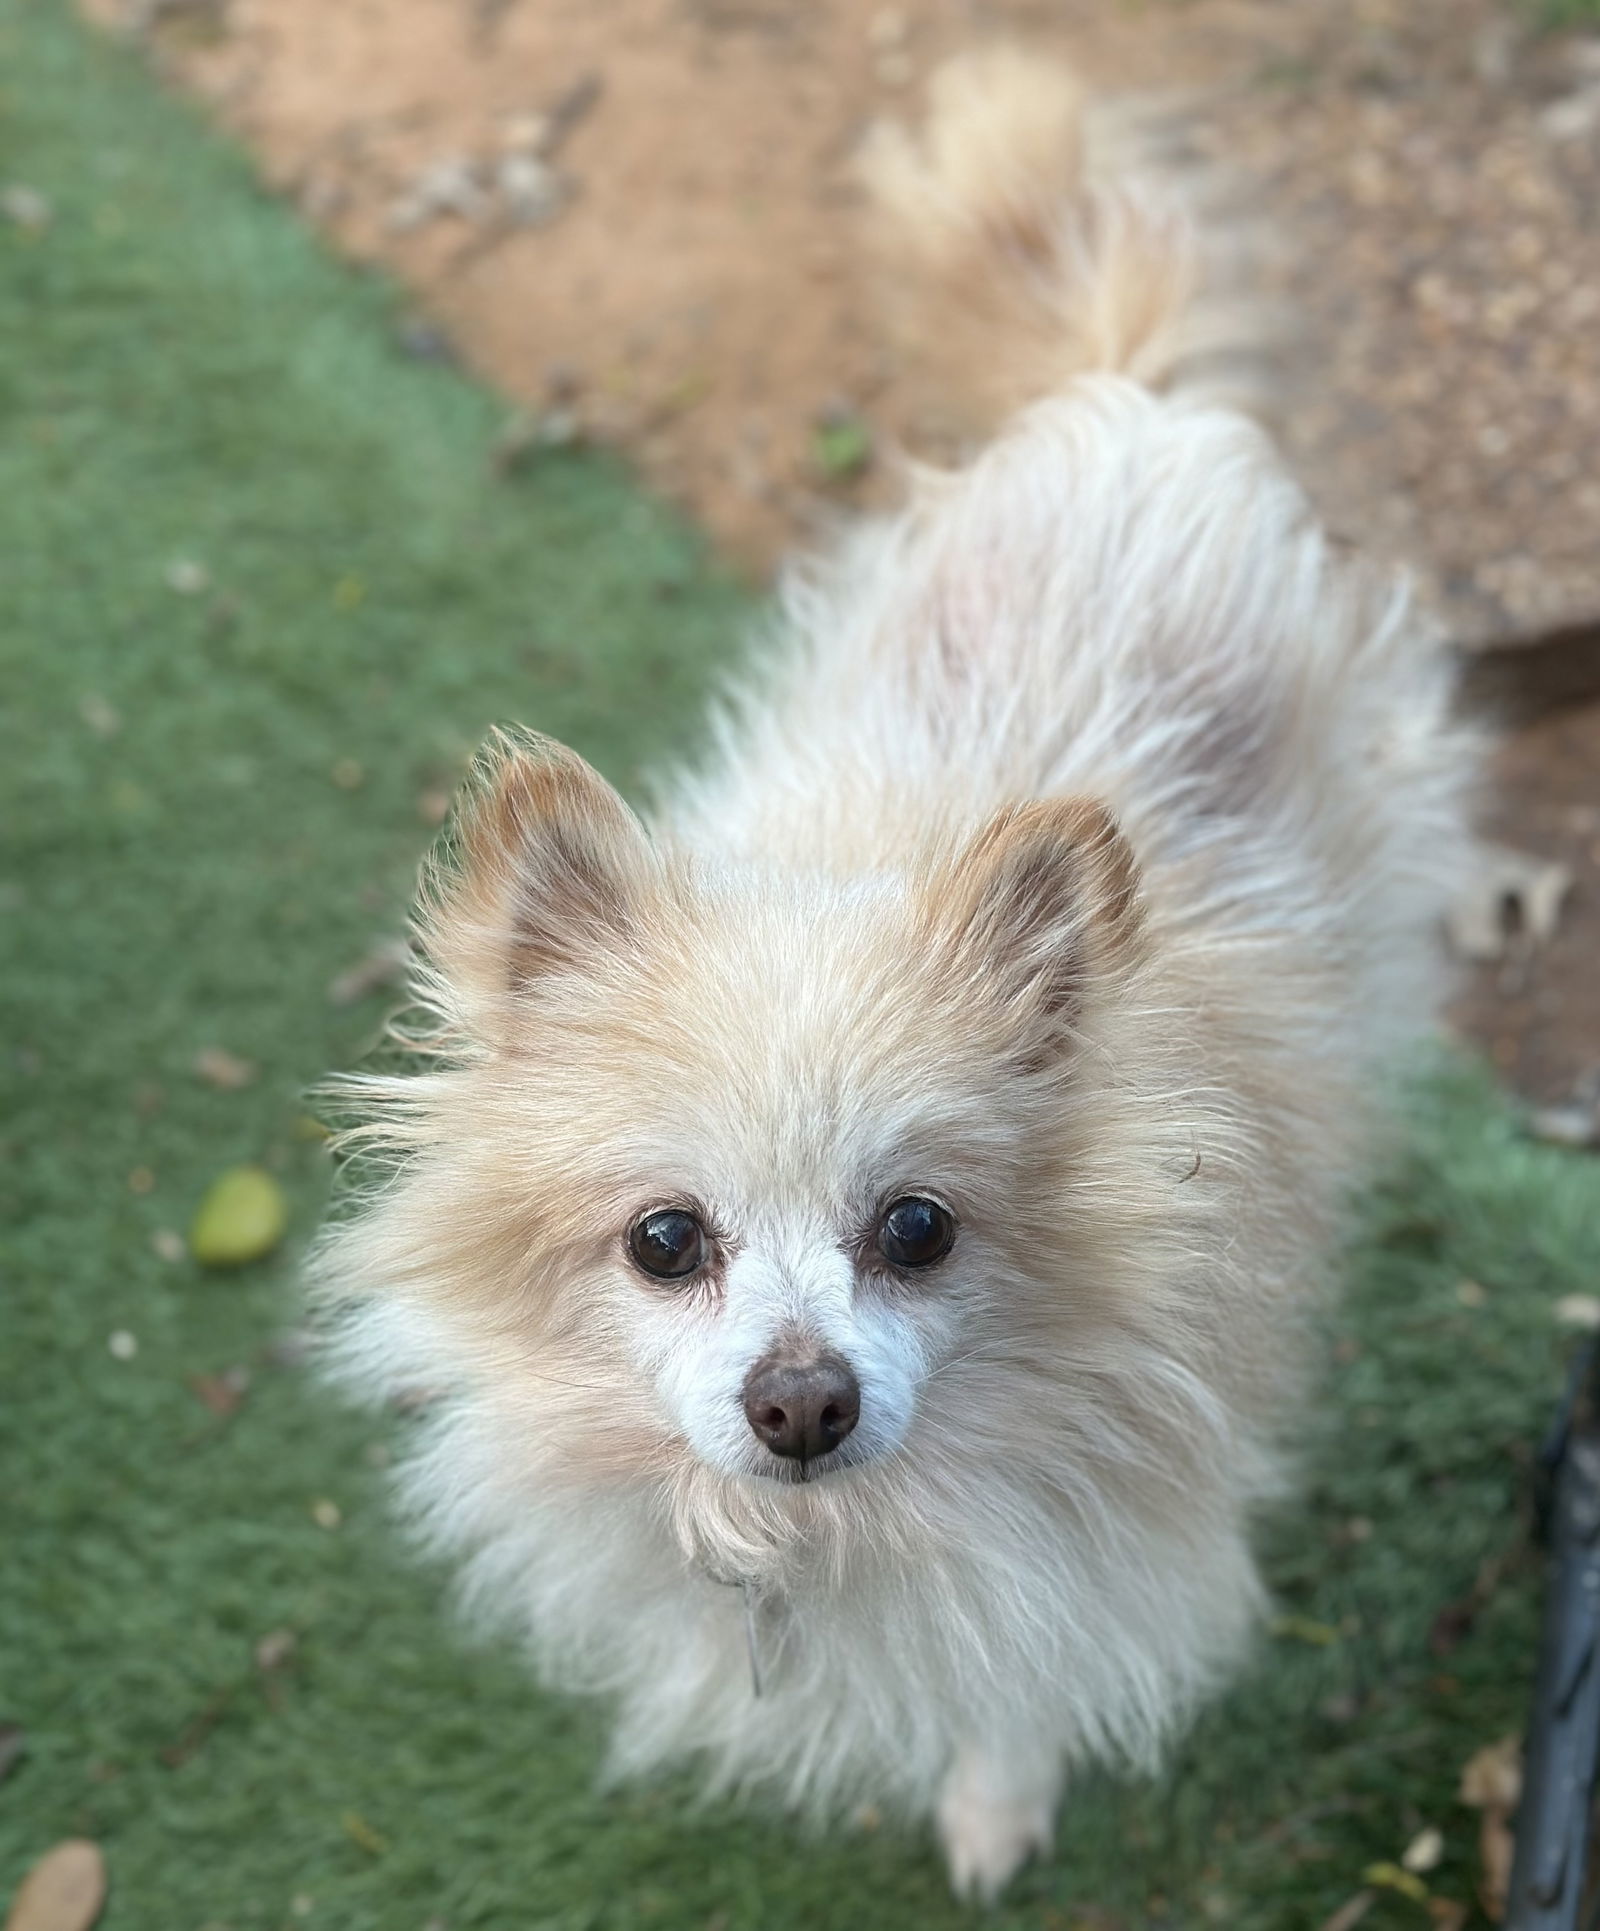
[745,1443,869,1485]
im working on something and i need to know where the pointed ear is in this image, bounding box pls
[929,797,1145,1043]
[429,732,654,1003]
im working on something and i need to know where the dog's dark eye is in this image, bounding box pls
[628,1209,707,1281]
[876,1196,956,1270]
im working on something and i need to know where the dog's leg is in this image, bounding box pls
[936,1738,1061,1902]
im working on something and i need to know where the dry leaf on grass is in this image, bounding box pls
[1316,1891,1373,1931]
[254,1628,297,1672]
[327,938,409,1006]
[1269,1614,1340,1646]
[159,1691,230,1771]
[1460,1734,1523,1810]
[4,1839,106,1931]
[1553,1294,1600,1330]
[1364,1861,1428,1901]
[187,1367,250,1418]
[1446,843,1572,962]
[341,1811,388,1856]
[193,1047,257,1091]
[1477,1810,1516,1923]
[1460,1735,1522,1923]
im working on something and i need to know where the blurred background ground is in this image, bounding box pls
[4,1,1600,1927]
[89,0,1600,1110]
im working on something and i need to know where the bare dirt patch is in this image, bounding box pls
[89,0,1600,1095]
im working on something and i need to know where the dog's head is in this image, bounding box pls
[325,733,1158,1544]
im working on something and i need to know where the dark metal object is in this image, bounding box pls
[1507,1340,1600,1930]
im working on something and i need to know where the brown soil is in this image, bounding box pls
[1454,698,1600,1104]
[92,0,1600,1100]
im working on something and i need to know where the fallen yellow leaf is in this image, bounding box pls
[341,1811,388,1856]
[1363,1861,1428,1902]
[1269,1614,1339,1646]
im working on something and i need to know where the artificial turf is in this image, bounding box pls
[5,5,1600,1926]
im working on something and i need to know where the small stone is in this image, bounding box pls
[1541,90,1600,144]
[1,183,52,232]
[386,155,489,231]
[1554,1294,1600,1331]
[108,1330,138,1360]
[150,1228,186,1263]
[1527,1105,1599,1149]
[165,556,210,595]
[79,693,121,738]
[1456,1279,1488,1307]
[311,1499,342,1531]
[497,152,569,226]
[1402,1826,1444,1875]
[1471,18,1517,85]
[500,110,554,156]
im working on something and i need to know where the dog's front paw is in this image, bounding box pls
[936,1745,1057,1903]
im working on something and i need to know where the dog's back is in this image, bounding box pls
[673,51,1475,1066]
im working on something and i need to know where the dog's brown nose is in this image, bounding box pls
[742,1352,860,1462]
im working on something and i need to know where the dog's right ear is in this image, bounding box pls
[925,795,1146,1059]
[424,731,655,1020]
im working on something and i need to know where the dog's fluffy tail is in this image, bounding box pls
[862,49,1250,419]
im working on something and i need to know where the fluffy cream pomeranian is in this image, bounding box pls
[314,50,1477,1900]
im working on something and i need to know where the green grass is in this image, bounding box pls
[5,4,1600,1926]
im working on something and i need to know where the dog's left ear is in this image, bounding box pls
[929,796,1146,1043]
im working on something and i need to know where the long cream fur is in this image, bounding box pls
[311,49,1478,1900]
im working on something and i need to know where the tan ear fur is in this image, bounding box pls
[931,796,1145,1037]
[443,732,652,992]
